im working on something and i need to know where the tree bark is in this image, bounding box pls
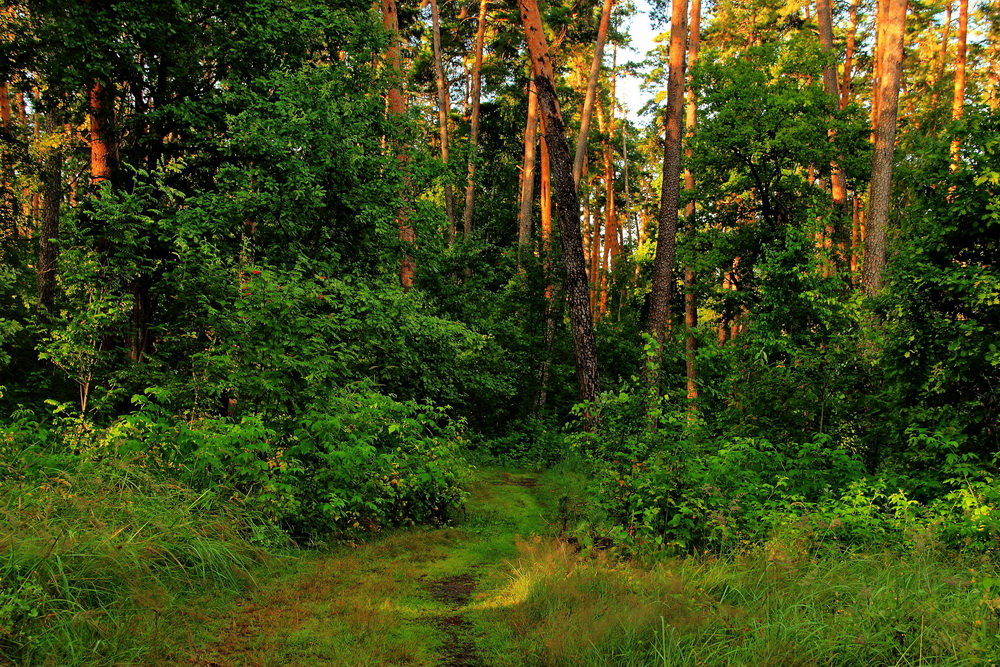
[462,0,488,236]
[429,0,457,240]
[88,81,118,187]
[870,0,887,141]
[646,0,688,385]
[816,0,847,269]
[862,0,907,295]
[519,0,600,405]
[38,116,62,319]
[683,0,701,403]
[932,0,953,107]
[0,82,16,241]
[572,0,614,186]
[517,80,539,254]
[949,0,968,167]
[598,103,617,318]
[540,114,552,264]
[381,0,415,290]
[840,0,861,110]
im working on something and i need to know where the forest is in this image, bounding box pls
[0,0,998,663]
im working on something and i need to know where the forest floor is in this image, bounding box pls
[174,468,557,666]
[167,466,1000,666]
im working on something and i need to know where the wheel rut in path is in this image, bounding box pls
[180,470,546,666]
[424,573,483,667]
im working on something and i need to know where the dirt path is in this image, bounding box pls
[181,470,549,666]
[425,574,480,666]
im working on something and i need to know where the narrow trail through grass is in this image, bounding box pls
[174,466,1000,666]
[181,469,551,666]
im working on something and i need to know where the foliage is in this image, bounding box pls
[573,385,1000,557]
[883,109,1000,463]
[110,386,468,539]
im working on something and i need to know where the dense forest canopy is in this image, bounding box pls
[1,0,999,663]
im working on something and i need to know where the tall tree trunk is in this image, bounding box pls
[850,196,861,281]
[382,0,415,290]
[87,81,117,187]
[683,0,701,404]
[572,0,614,185]
[598,106,617,318]
[519,0,600,405]
[870,0,887,142]
[0,82,16,241]
[429,0,456,240]
[646,0,688,387]
[535,111,557,412]
[16,92,31,232]
[840,0,861,110]
[816,0,847,270]
[862,0,907,295]
[816,0,840,102]
[517,80,539,255]
[462,0,488,236]
[37,116,62,319]
[540,115,552,265]
[598,52,618,319]
[932,0,953,107]
[588,190,599,314]
[949,0,968,167]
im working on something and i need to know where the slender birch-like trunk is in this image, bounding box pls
[462,0,488,235]
[429,0,456,239]
[572,0,614,185]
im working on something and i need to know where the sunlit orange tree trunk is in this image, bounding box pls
[949,0,968,168]
[862,0,908,295]
[0,81,16,240]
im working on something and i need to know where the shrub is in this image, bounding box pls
[113,385,467,540]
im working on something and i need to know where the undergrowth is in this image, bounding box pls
[0,455,270,665]
[482,538,1000,666]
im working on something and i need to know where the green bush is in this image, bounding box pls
[112,385,467,540]
[573,388,1000,556]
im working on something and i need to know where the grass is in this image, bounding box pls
[471,538,1000,666]
[0,456,270,666]
[181,467,551,666]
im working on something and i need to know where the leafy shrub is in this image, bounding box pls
[574,387,1000,556]
[284,390,467,537]
[113,385,467,540]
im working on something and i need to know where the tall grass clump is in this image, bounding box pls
[487,539,1000,665]
[0,437,270,665]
